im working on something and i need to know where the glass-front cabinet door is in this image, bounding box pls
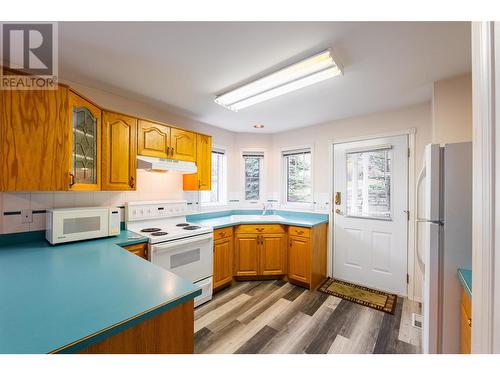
[68,91,102,190]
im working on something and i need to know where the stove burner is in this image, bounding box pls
[176,223,190,227]
[183,225,201,231]
[141,228,162,233]
[150,231,169,236]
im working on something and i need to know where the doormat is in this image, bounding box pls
[318,277,397,314]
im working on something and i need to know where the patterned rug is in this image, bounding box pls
[318,277,397,314]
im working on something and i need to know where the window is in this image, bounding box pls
[201,149,226,206]
[243,152,264,201]
[346,147,392,219]
[283,148,312,204]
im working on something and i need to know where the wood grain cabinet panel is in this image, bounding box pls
[213,236,233,289]
[288,235,311,284]
[102,111,137,191]
[460,288,472,354]
[137,120,170,158]
[183,134,212,191]
[234,234,259,277]
[0,87,71,191]
[122,243,148,260]
[260,234,286,276]
[170,128,196,162]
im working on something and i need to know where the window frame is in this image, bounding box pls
[200,145,227,207]
[281,145,314,209]
[241,149,266,204]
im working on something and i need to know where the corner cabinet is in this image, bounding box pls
[68,91,102,191]
[101,111,137,191]
[234,225,286,277]
[183,134,212,191]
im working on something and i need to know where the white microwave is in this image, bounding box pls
[46,207,121,245]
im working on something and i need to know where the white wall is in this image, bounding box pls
[432,73,473,144]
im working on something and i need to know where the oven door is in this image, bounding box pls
[150,233,213,283]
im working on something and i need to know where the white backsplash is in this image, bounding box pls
[0,170,185,234]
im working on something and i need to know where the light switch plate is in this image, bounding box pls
[21,209,33,224]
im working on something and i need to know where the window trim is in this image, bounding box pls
[241,149,266,204]
[281,145,314,209]
[200,145,227,207]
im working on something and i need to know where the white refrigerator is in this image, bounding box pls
[417,142,472,354]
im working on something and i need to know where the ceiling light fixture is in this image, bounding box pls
[214,49,342,112]
[254,124,264,129]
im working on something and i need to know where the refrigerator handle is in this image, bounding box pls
[415,165,426,272]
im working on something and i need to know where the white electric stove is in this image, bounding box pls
[126,200,213,307]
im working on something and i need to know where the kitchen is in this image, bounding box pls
[1,11,497,372]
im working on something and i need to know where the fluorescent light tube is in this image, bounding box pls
[215,49,342,111]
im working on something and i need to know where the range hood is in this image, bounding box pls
[137,155,197,174]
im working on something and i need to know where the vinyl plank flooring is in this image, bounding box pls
[234,325,278,354]
[195,281,422,354]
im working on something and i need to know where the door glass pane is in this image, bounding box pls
[346,148,392,219]
[72,107,97,185]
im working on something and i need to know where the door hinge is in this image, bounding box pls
[408,148,411,158]
[404,210,410,221]
[407,274,410,284]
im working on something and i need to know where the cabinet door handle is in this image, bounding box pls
[129,176,135,188]
[198,180,202,189]
[171,147,175,156]
[69,173,75,188]
[468,318,472,328]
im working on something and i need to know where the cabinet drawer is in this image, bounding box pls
[214,227,233,239]
[288,226,310,238]
[236,224,285,234]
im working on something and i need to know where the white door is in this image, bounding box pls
[333,135,408,295]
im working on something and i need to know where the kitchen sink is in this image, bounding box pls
[229,215,285,222]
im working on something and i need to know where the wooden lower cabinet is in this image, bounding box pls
[287,223,327,290]
[122,243,148,260]
[234,225,287,278]
[79,299,194,354]
[212,223,327,294]
[460,288,472,354]
[213,236,233,289]
[288,235,311,284]
[260,234,287,276]
[234,234,260,277]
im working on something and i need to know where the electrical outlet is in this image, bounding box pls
[21,209,33,224]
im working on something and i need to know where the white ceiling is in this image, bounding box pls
[59,22,471,134]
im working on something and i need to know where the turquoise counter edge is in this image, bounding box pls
[54,288,201,354]
[458,268,472,298]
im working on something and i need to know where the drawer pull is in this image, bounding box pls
[256,228,264,232]
[219,232,225,236]
[296,230,304,234]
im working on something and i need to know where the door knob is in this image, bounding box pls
[335,208,342,215]
[334,192,341,205]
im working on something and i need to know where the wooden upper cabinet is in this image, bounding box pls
[137,120,170,158]
[0,87,71,191]
[170,128,196,162]
[68,91,102,191]
[101,111,137,191]
[183,134,212,191]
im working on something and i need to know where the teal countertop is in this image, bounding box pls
[186,209,329,229]
[458,268,472,298]
[0,230,201,354]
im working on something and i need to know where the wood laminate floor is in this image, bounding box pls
[194,280,422,354]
